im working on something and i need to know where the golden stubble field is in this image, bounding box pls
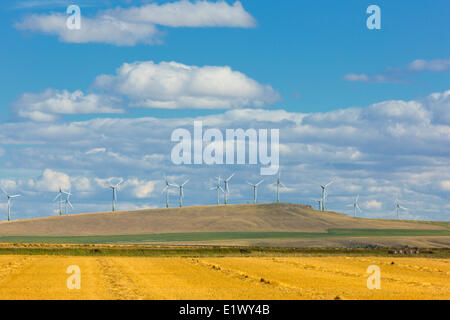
[0,255,448,300]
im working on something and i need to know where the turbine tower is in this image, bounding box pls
[247,180,264,204]
[54,187,70,216]
[320,179,334,211]
[223,173,235,205]
[275,172,286,203]
[313,199,322,211]
[109,179,123,212]
[162,175,171,208]
[394,196,407,219]
[348,195,361,217]
[210,176,224,206]
[170,179,190,208]
[1,188,20,221]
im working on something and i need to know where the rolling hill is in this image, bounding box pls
[0,203,447,241]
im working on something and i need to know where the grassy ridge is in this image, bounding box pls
[0,228,449,244]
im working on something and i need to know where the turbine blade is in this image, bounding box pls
[182,179,190,186]
[226,173,235,181]
[256,180,264,186]
[325,180,334,188]
[1,188,7,196]
[115,178,124,188]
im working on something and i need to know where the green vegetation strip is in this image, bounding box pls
[0,229,449,244]
[0,246,448,258]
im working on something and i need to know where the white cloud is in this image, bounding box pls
[13,89,123,122]
[106,1,256,28]
[1,90,449,220]
[16,12,159,46]
[71,176,93,192]
[33,168,71,192]
[15,1,255,46]
[407,59,450,72]
[440,181,450,191]
[126,179,157,199]
[94,61,280,109]
[86,147,106,155]
[364,200,382,210]
[343,73,391,83]
[343,73,369,82]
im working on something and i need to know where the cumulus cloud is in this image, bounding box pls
[13,89,124,122]
[32,168,71,192]
[440,181,450,191]
[126,179,157,198]
[105,1,256,28]
[407,59,450,72]
[1,90,449,220]
[15,1,255,46]
[364,200,382,210]
[13,61,279,119]
[94,61,280,109]
[344,58,450,83]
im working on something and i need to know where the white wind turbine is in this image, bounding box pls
[319,179,334,211]
[248,180,264,204]
[1,188,20,221]
[63,189,74,215]
[223,173,235,205]
[162,175,171,208]
[170,179,189,208]
[394,196,408,219]
[275,172,287,203]
[313,199,322,211]
[54,187,70,216]
[109,179,123,212]
[348,195,362,217]
[210,176,225,206]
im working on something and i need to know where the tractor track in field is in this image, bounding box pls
[269,257,449,291]
[95,258,145,300]
[0,256,33,284]
[188,258,329,299]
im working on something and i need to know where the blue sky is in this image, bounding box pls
[0,0,449,221]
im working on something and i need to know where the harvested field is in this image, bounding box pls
[0,255,448,300]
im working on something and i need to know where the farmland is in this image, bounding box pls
[0,255,448,300]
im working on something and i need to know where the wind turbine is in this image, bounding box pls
[223,173,235,205]
[394,196,407,219]
[210,176,225,206]
[248,180,264,204]
[348,195,362,217]
[54,187,70,216]
[320,179,334,211]
[170,179,189,207]
[109,179,123,212]
[2,188,21,221]
[162,175,171,208]
[63,189,73,215]
[313,199,322,211]
[275,172,286,203]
